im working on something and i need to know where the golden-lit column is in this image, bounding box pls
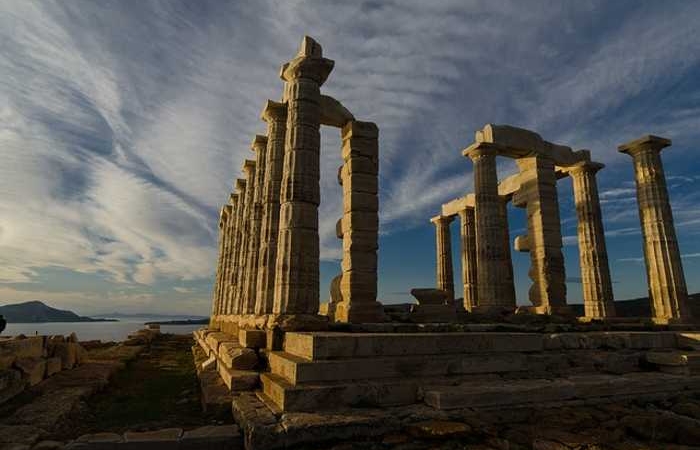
[431,215,455,301]
[241,136,268,314]
[212,205,229,319]
[255,101,287,315]
[563,160,615,318]
[463,143,515,311]
[458,207,477,311]
[619,135,691,321]
[273,37,334,317]
[516,155,567,313]
[226,180,246,315]
[233,161,256,314]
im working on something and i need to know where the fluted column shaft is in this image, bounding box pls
[212,206,229,318]
[567,162,615,318]
[226,180,246,315]
[255,101,287,315]
[458,208,477,311]
[273,38,333,316]
[464,144,515,310]
[498,197,517,306]
[516,155,567,311]
[234,162,256,314]
[619,136,690,321]
[431,215,455,301]
[242,137,268,314]
[221,196,239,315]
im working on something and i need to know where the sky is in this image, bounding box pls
[1,1,700,316]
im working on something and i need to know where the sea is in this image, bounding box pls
[1,318,203,342]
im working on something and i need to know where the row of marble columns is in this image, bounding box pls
[432,135,691,321]
[210,37,384,326]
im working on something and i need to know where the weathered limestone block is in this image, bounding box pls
[0,337,43,370]
[219,344,259,371]
[14,357,46,386]
[45,357,62,377]
[52,342,77,370]
[341,230,378,252]
[618,135,691,321]
[0,369,24,404]
[239,330,266,349]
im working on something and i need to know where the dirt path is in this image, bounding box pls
[52,333,229,440]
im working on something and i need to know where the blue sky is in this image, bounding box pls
[1,1,699,316]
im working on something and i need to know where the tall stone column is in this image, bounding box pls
[516,155,567,313]
[335,121,385,323]
[227,179,246,315]
[234,161,256,314]
[212,205,229,319]
[618,135,690,321]
[273,37,334,319]
[431,215,455,301]
[255,101,287,315]
[458,208,477,311]
[563,160,615,318]
[463,143,515,311]
[241,136,268,315]
[221,195,239,315]
[499,196,517,306]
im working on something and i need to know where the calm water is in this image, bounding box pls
[1,320,202,341]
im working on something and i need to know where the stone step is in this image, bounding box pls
[283,332,544,360]
[269,350,532,385]
[260,372,419,412]
[283,331,682,360]
[424,372,700,410]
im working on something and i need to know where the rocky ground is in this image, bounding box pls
[310,394,700,450]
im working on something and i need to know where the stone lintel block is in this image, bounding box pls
[341,211,378,233]
[279,202,319,230]
[341,156,378,175]
[341,250,377,273]
[14,357,46,386]
[618,134,671,154]
[342,120,379,140]
[238,330,267,349]
[341,138,378,160]
[319,94,355,128]
[342,191,378,213]
[342,230,378,252]
[341,172,378,195]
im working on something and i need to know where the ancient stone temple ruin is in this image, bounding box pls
[196,36,699,450]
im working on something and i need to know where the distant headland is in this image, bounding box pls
[0,300,117,323]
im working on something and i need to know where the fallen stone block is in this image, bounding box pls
[238,330,266,349]
[14,357,46,386]
[220,345,258,370]
[0,337,43,370]
[52,343,77,370]
[180,425,242,450]
[45,357,62,378]
[0,369,25,404]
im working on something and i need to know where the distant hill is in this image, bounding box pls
[568,292,700,317]
[0,301,116,323]
[91,312,208,320]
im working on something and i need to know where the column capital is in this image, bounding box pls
[219,205,229,224]
[618,135,671,156]
[430,214,455,226]
[242,159,256,174]
[560,160,605,176]
[229,193,239,205]
[260,100,287,123]
[462,142,502,161]
[279,36,334,85]
[251,135,268,152]
[342,120,378,140]
[235,178,246,193]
